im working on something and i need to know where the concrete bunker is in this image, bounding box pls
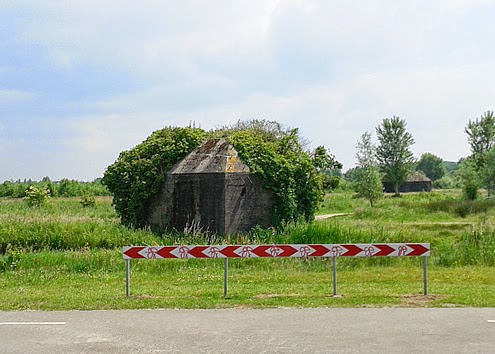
[146,139,274,235]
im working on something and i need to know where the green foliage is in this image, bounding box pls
[343,166,360,181]
[376,116,415,196]
[80,194,96,208]
[478,147,495,195]
[102,127,207,228]
[464,110,495,158]
[320,167,343,192]
[322,175,341,191]
[464,111,495,195]
[417,152,446,181]
[0,179,110,198]
[58,179,81,197]
[353,131,383,206]
[437,224,495,266]
[0,245,24,272]
[228,124,339,224]
[432,175,458,189]
[459,159,480,200]
[354,167,383,207]
[23,186,50,207]
[442,161,459,175]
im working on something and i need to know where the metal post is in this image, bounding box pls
[224,258,229,298]
[423,256,428,295]
[126,259,130,297]
[332,256,337,296]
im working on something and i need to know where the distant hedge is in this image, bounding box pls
[0,178,110,198]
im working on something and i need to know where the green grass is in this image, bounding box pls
[0,193,494,310]
[0,252,493,310]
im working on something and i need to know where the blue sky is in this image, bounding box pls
[1,0,495,181]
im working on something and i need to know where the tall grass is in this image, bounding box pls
[1,193,495,310]
[2,193,495,273]
[436,223,495,266]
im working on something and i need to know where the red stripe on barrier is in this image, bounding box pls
[309,245,329,257]
[407,244,430,256]
[278,245,299,257]
[373,244,395,256]
[188,246,210,258]
[251,245,271,257]
[341,244,362,257]
[123,247,146,259]
[220,246,240,258]
[157,246,177,259]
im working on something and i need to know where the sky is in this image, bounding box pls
[1,0,495,181]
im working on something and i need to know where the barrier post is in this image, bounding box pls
[126,259,131,297]
[423,256,428,295]
[332,256,337,296]
[224,258,229,298]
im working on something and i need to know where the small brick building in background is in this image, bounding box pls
[146,139,274,235]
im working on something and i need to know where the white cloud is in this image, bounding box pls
[18,1,278,77]
[0,89,35,103]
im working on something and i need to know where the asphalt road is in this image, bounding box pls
[1,308,494,353]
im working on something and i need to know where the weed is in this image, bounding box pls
[0,245,24,272]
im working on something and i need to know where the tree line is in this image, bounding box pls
[0,178,110,198]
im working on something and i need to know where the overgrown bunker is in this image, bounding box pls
[146,139,274,235]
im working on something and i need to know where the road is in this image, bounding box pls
[1,308,494,353]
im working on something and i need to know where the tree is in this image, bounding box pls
[459,158,480,200]
[416,153,446,181]
[464,110,495,195]
[354,132,383,206]
[478,147,495,196]
[465,110,495,159]
[376,116,415,197]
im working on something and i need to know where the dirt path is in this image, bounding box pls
[314,213,350,220]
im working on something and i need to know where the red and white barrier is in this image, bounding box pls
[123,243,430,259]
[123,243,430,297]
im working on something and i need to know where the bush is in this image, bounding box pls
[80,194,96,208]
[102,127,207,228]
[432,175,457,189]
[322,175,341,191]
[228,127,338,223]
[23,186,50,207]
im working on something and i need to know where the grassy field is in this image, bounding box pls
[0,192,494,310]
